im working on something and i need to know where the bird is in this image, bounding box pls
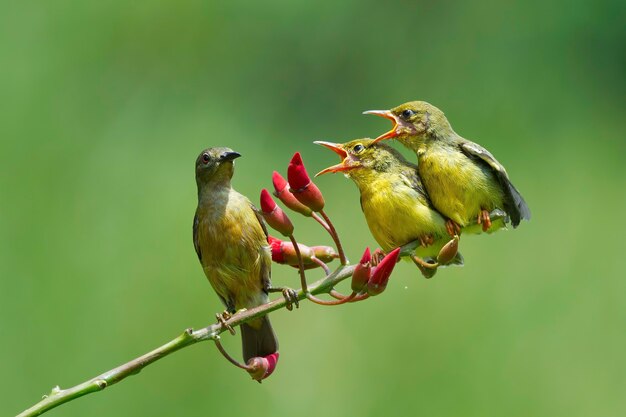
[193,147,292,362]
[364,101,530,236]
[315,138,464,278]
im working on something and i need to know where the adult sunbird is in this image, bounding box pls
[193,147,281,362]
[365,101,530,235]
[315,139,468,278]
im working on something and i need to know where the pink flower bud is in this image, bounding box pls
[246,352,280,382]
[310,245,338,263]
[287,152,325,212]
[281,241,315,265]
[351,247,372,293]
[436,235,459,265]
[272,171,313,216]
[367,247,401,296]
[260,189,294,236]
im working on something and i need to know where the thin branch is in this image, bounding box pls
[16,264,356,417]
[15,209,507,417]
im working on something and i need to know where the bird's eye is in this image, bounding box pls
[401,109,415,119]
[202,153,210,164]
[353,144,364,153]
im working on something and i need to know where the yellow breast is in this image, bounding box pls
[360,175,448,257]
[196,189,270,310]
[418,147,504,226]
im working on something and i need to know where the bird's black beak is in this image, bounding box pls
[220,151,242,162]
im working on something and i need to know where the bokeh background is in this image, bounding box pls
[1,1,625,416]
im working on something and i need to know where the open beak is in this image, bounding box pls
[363,110,400,143]
[313,141,353,176]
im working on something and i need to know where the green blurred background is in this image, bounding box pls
[1,1,625,416]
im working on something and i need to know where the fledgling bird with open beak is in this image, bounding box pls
[193,147,290,363]
[315,139,469,278]
[365,101,530,235]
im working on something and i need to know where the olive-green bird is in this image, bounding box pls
[365,101,530,235]
[193,147,279,362]
[315,139,467,278]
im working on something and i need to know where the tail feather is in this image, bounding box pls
[241,315,278,363]
[501,178,531,228]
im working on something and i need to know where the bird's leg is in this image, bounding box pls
[371,248,387,266]
[477,209,492,232]
[419,234,435,247]
[445,219,462,238]
[216,311,236,335]
[410,255,438,279]
[267,286,299,311]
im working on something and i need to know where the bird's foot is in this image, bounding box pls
[371,248,387,266]
[445,219,462,238]
[268,287,299,311]
[216,311,236,335]
[477,209,492,232]
[418,234,435,247]
[410,255,438,279]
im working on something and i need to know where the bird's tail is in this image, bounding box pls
[502,179,531,227]
[241,315,278,363]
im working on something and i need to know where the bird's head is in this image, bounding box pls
[314,139,407,182]
[195,147,241,187]
[364,101,451,144]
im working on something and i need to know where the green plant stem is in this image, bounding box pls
[15,264,356,417]
[15,209,506,417]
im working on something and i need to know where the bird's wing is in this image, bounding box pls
[400,166,433,208]
[250,203,269,239]
[459,140,531,226]
[460,140,509,178]
[192,211,202,261]
[249,203,272,291]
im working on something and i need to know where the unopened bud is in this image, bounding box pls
[287,152,325,212]
[246,352,280,382]
[351,247,372,293]
[272,171,313,216]
[310,245,338,263]
[436,235,459,265]
[260,189,294,236]
[367,247,401,296]
[267,236,325,268]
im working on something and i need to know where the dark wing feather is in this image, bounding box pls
[460,141,531,227]
[249,203,272,291]
[192,211,202,261]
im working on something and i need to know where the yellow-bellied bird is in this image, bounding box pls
[193,147,278,362]
[365,101,530,235]
[316,139,466,278]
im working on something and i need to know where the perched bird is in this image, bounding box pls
[193,147,283,362]
[315,139,465,278]
[365,101,530,235]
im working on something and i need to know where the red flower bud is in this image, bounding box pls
[267,235,322,267]
[436,235,459,265]
[272,171,313,216]
[268,235,285,263]
[367,247,401,296]
[310,245,338,263]
[287,152,325,212]
[260,189,294,236]
[246,352,280,382]
[351,247,372,293]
